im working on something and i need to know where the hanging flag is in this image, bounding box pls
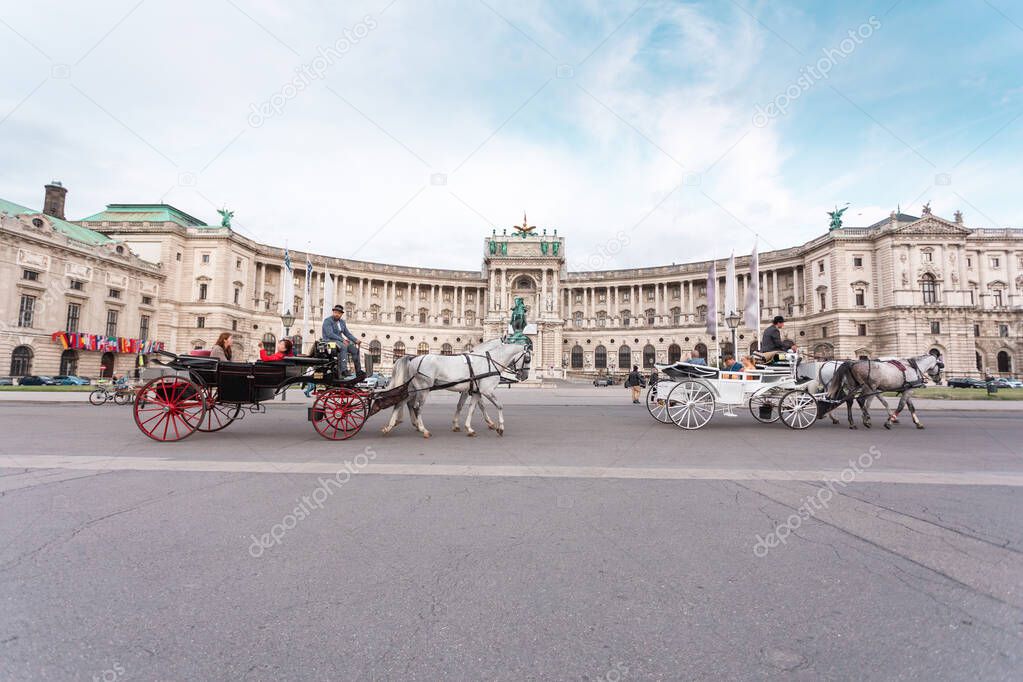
[725,251,737,316]
[705,261,717,334]
[743,242,760,335]
[282,248,294,315]
[323,272,335,321]
[303,254,313,331]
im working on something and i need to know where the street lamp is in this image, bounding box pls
[724,310,741,360]
[280,310,295,401]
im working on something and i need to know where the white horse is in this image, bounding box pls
[381,339,531,438]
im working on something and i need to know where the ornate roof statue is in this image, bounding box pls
[954,210,963,224]
[512,212,536,236]
[217,208,234,228]
[827,203,849,231]
[921,201,931,215]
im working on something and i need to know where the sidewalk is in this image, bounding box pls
[1,386,1021,410]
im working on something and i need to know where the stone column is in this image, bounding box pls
[500,271,507,311]
[772,269,779,309]
[255,262,265,309]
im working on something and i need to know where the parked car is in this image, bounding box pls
[18,375,57,386]
[53,375,90,385]
[946,377,985,388]
[0,377,13,386]
[990,378,1023,389]
[356,372,389,390]
[593,376,616,386]
[1001,378,1023,389]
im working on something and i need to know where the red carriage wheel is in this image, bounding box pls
[196,386,242,432]
[133,376,207,442]
[312,389,368,441]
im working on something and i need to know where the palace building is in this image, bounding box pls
[2,181,1021,380]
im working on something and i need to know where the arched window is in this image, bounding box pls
[921,274,938,304]
[670,307,681,325]
[291,335,303,355]
[441,309,452,326]
[594,345,607,369]
[618,345,632,368]
[569,345,583,369]
[693,342,708,359]
[643,344,656,368]
[261,333,276,352]
[721,341,734,358]
[417,342,430,355]
[393,341,405,359]
[645,309,656,326]
[997,350,1012,374]
[465,310,476,326]
[516,277,534,289]
[418,308,428,324]
[620,309,631,327]
[59,349,79,376]
[370,304,380,322]
[667,343,681,363]
[464,342,474,352]
[369,340,382,363]
[394,307,404,323]
[100,352,115,378]
[10,346,32,376]
[812,343,835,360]
[573,311,583,327]
[441,343,453,355]
[976,351,983,372]
[596,311,607,327]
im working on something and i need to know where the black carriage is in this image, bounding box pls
[132,345,409,442]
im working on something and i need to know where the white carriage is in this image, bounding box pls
[646,352,823,430]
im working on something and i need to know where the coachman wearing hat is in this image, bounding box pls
[322,305,364,380]
[761,315,796,358]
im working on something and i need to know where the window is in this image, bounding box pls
[573,312,583,327]
[643,344,656,368]
[857,324,867,336]
[18,295,35,327]
[105,310,118,337]
[393,341,405,359]
[671,308,682,325]
[141,295,152,305]
[199,283,208,301]
[441,343,453,356]
[920,274,938,304]
[372,285,380,296]
[417,342,430,355]
[854,289,865,306]
[100,352,114,378]
[594,345,607,369]
[574,293,583,303]
[973,324,980,337]
[646,309,656,326]
[646,289,655,301]
[70,279,85,291]
[821,326,828,338]
[140,315,150,340]
[201,254,210,264]
[236,258,242,268]
[618,345,631,368]
[818,260,825,274]
[66,303,81,333]
[570,345,583,369]
[10,346,32,376]
[261,333,276,352]
[818,292,827,310]
[441,309,451,326]
[1000,324,1009,338]
[197,316,206,329]
[997,351,1012,373]
[108,288,121,299]
[231,319,238,331]
[668,344,681,363]
[930,321,940,335]
[966,256,973,268]
[419,309,428,324]
[22,269,39,281]
[922,251,933,263]
[990,257,1000,269]
[176,252,182,262]
[394,308,404,323]
[370,340,383,362]
[853,256,863,267]
[234,288,240,305]
[59,349,78,376]
[993,290,1004,307]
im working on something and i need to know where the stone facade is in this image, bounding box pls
[3,183,1021,380]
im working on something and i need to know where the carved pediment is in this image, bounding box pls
[892,216,971,237]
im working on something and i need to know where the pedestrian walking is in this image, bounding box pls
[625,365,645,404]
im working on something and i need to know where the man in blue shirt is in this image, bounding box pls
[322,305,363,379]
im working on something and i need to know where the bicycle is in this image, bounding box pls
[89,382,136,406]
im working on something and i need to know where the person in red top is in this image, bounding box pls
[259,338,294,362]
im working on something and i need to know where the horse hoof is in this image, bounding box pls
[452,426,460,432]
[884,422,891,430]
[497,428,504,436]
[380,427,391,435]
[487,423,496,430]
[849,425,857,430]
[916,424,925,430]
[423,431,431,439]
[467,431,477,437]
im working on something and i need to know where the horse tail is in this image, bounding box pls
[388,355,411,388]
[828,361,855,400]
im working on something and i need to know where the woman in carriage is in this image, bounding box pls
[259,338,294,362]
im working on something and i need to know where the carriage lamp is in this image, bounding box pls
[280,310,296,332]
[724,311,741,361]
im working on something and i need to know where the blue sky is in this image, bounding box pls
[1,0,1020,269]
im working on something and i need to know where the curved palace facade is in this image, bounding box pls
[3,182,1022,380]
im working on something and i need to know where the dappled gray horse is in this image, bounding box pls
[381,339,531,438]
[829,354,944,429]
[795,359,868,427]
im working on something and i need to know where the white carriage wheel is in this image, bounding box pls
[645,384,671,424]
[748,390,781,424]
[666,380,716,430]
[779,390,817,430]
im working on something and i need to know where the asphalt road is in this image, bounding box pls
[1,401,1021,680]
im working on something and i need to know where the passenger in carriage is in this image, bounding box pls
[210,332,233,361]
[722,355,743,372]
[740,356,757,371]
[259,338,294,362]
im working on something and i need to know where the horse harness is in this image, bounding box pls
[886,358,925,390]
[408,350,528,395]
